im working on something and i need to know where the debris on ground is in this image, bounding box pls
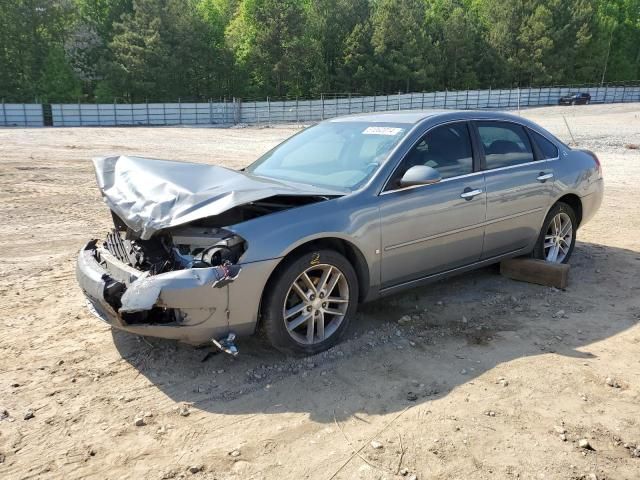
[370,440,383,449]
[605,376,621,388]
[578,439,594,450]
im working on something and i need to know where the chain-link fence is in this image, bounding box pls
[2,82,639,127]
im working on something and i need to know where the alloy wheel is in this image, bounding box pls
[544,212,573,263]
[282,264,349,345]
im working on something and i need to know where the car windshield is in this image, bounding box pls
[245,121,409,190]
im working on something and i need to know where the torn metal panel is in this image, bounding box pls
[119,264,240,313]
[93,155,342,240]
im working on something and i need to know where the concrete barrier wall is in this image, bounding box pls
[0,104,44,127]
[233,85,640,125]
[51,102,236,127]
[3,84,639,127]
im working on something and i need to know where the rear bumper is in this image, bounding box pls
[76,241,279,344]
[580,178,604,226]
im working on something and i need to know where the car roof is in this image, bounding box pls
[326,109,528,125]
[327,110,448,124]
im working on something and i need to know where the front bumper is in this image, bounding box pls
[76,241,279,345]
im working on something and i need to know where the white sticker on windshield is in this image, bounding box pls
[362,126,404,136]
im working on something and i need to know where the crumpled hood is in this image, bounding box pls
[93,155,341,240]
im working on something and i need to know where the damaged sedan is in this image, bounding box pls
[77,111,603,355]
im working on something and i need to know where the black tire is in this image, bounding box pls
[262,249,358,355]
[533,202,577,264]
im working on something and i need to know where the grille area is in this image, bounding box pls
[104,230,137,266]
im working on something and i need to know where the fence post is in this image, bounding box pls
[113,99,117,126]
[78,100,82,126]
[162,103,166,125]
[386,94,389,111]
[1,101,5,126]
[267,97,271,126]
[130,102,134,125]
[146,100,150,126]
[348,93,351,114]
[487,86,491,108]
[209,99,213,124]
[61,103,66,126]
[178,98,182,124]
[321,94,324,120]
[622,85,626,102]
[295,97,299,125]
[96,100,101,126]
[397,91,401,110]
[373,95,376,112]
[22,102,27,126]
[444,89,448,109]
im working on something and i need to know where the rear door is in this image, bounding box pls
[474,121,556,259]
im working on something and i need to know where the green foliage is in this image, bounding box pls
[38,47,82,102]
[1,0,639,102]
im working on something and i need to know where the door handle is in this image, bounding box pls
[460,188,483,199]
[537,172,554,182]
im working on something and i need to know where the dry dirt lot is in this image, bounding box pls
[1,104,639,480]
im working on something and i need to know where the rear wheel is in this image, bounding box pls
[261,249,358,355]
[533,202,577,263]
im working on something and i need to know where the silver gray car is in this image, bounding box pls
[76,110,603,355]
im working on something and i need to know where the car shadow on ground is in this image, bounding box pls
[112,241,640,423]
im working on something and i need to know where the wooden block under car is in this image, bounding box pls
[500,258,570,289]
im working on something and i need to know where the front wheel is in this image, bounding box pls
[261,249,358,355]
[533,202,577,263]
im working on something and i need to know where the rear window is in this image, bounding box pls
[529,130,559,159]
[477,121,534,169]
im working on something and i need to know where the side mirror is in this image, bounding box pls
[398,165,442,188]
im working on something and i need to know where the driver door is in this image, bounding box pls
[378,122,486,289]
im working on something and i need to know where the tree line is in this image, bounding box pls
[1,0,639,103]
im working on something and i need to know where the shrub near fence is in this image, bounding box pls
[2,83,639,127]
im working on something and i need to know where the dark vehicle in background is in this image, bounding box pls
[558,92,591,105]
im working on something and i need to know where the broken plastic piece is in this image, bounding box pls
[211,333,238,356]
[119,264,240,313]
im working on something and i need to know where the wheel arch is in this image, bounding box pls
[554,193,583,227]
[254,236,370,334]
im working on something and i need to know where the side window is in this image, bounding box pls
[389,122,473,188]
[529,129,559,159]
[477,122,534,169]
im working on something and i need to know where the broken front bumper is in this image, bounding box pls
[75,241,279,345]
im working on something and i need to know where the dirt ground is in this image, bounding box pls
[1,104,639,480]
